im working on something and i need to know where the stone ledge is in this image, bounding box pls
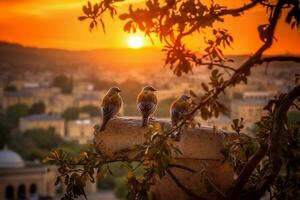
[94,117,232,160]
[93,117,235,200]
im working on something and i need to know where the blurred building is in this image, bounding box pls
[20,114,65,136]
[75,95,99,108]
[2,91,35,109]
[231,91,271,128]
[46,94,75,114]
[208,115,233,131]
[73,82,94,96]
[0,146,56,200]
[66,114,97,144]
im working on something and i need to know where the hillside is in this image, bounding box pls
[0,41,298,75]
[0,41,165,72]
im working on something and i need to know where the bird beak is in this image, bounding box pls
[118,89,122,93]
[152,88,157,91]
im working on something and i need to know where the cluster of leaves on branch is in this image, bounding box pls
[221,86,300,199]
[45,0,300,199]
[78,0,299,76]
[44,124,185,200]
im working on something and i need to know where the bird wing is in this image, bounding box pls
[101,94,122,119]
[137,91,157,117]
[137,101,157,117]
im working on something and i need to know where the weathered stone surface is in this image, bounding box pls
[94,117,234,200]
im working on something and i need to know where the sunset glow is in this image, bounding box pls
[128,36,144,49]
[0,0,299,54]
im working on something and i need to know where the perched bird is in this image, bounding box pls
[170,94,191,141]
[99,87,122,132]
[137,86,158,127]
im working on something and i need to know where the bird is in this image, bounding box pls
[99,87,122,132]
[137,86,158,127]
[170,94,191,141]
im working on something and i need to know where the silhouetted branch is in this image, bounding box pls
[181,0,262,37]
[169,163,226,198]
[228,144,269,199]
[258,56,300,64]
[250,84,300,199]
[164,1,297,198]
[217,0,262,16]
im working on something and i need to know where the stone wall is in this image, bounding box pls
[94,117,235,200]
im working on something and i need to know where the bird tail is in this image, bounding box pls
[100,118,109,132]
[142,116,149,127]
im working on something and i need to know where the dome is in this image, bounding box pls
[0,146,25,168]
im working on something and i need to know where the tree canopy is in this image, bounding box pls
[8,128,87,161]
[29,101,46,115]
[52,74,74,94]
[6,103,29,124]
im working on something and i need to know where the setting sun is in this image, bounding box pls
[128,36,144,48]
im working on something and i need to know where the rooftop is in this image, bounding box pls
[76,95,99,101]
[21,114,62,121]
[0,145,25,169]
[4,91,32,97]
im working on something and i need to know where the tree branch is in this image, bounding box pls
[169,164,226,198]
[228,143,269,199]
[180,0,262,37]
[166,1,291,198]
[258,56,300,64]
[217,0,262,16]
[251,84,300,199]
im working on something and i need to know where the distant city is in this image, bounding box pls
[0,41,299,200]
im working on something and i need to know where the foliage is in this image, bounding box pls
[8,128,87,161]
[52,74,73,94]
[4,85,17,92]
[44,124,184,200]
[80,105,101,117]
[29,101,46,114]
[78,0,299,76]
[62,107,80,120]
[6,103,29,124]
[62,106,101,120]
[222,90,300,199]
[45,0,300,199]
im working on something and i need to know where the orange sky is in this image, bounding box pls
[0,0,299,54]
